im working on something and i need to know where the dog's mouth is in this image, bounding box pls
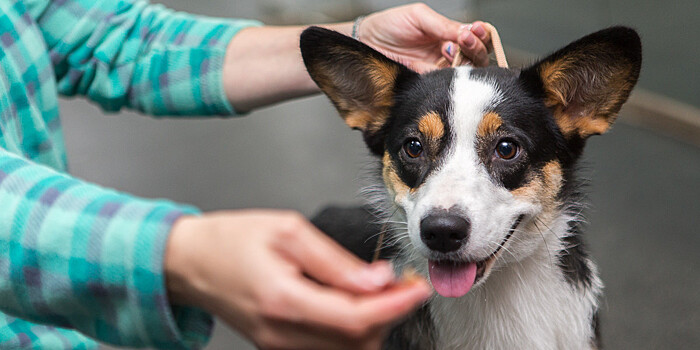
[428,215,524,298]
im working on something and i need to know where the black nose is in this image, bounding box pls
[420,214,470,253]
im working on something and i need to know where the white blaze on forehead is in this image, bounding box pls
[423,67,505,214]
[404,68,531,258]
[451,67,502,147]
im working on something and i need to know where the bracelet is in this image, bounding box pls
[351,15,365,41]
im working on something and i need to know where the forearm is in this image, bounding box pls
[28,0,260,116]
[223,22,352,112]
[0,148,211,349]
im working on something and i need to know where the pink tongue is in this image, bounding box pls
[428,260,477,298]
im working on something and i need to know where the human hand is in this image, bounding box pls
[165,210,431,350]
[357,3,493,72]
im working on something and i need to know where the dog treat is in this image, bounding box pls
[398,267,422,284]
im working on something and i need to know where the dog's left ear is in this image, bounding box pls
[301,26,417,155]
[521,26,642,139]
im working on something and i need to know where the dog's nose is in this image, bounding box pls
[420,214,470,253]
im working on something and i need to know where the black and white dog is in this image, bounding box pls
[303,25,641,349]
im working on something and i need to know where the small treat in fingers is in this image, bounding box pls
[396,267,424,286]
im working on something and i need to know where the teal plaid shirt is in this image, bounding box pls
[0,0,260,348]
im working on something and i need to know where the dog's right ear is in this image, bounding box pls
[301,26,417,155]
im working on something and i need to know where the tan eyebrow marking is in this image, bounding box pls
[418,111,445,139]
[477,112,503,137]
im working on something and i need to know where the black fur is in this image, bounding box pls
[385,68,455,188]
[311,205,388,262]
[384,305,436,350]
[560,220,594,287]
[592,311,602,348]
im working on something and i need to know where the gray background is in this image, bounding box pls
[60,1,699,349]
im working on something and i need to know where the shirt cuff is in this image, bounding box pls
[201,19,263,116]
[124,202,213,349]
[161,17,263,117]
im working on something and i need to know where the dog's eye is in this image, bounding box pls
[403,139,423,158]
[495,140,518,160]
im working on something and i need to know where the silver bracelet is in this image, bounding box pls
[352,15,365,41]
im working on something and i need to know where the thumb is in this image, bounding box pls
[275,222,396,294]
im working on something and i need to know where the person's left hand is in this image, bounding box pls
[357,3,492,73]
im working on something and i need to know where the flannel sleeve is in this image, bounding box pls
[0,147,213,349]
[24,0,262,116]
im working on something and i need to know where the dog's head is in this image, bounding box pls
[301,26,641,297]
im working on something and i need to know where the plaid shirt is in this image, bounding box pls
[0,0,260,348]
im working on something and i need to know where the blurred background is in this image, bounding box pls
[63,1,699,349]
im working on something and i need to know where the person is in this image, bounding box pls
[0,1,492,349]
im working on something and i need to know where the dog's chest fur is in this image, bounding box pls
[389,216,601,350]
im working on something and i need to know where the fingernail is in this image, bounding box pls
[366,262,395,288]
[446,43,454,57]
[472,24,487,40]
[464,32,476,48]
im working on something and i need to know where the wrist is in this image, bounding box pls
[165,215,209,307]
[320,21,353,37]
[351,16,366,41]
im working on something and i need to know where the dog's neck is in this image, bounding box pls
[394,214,601,350]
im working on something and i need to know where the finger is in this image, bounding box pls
[281,277,431,333]
[440,42,475,68]
[458,29,489,67]
[276,222,395,293]
[254,318,386,350]
[441,42,456,64]
[470,21,493,52]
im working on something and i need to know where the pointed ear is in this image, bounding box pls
[521,26,642,139]
[300,26,417,154]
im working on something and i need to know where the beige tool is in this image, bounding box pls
[440,22,508,69]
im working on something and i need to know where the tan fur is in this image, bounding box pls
[362,57,399,132]
[312,48,400,134]
[511,161,563,212]
[477,112,503,138]
[418,111,445,140]
[344,111,374,130]
[550,105,611,138]
[383,152,411,202]
[539,55,636,139]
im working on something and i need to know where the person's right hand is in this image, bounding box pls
[164,210,431,350]
[357,3,493,72]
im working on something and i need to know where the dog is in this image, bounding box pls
[302,25,641,349]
